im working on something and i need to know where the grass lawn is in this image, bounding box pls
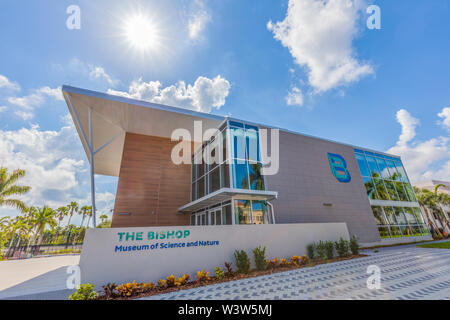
[417,241,450,249]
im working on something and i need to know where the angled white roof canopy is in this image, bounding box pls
[62,85,225,177]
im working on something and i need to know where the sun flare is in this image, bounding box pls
[123,14,160,51]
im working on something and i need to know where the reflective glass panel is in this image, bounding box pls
[394,162,408,182]
[394,207,407,224]
[246,126,260,162]
[390,226,403,237]
[220,163,230,188]
[363,177,378,200]
[386,160,400,181]
[400,226,412,237]
[366,156,381,179]
[232,159,249,189]
[371,206,387,225]
[209,167,220,193]
[412,207,425,224]
[248,162,265,190]
[403,207,417,224]
[383,206,397,225]
[374,179,389,200]
[230,126,246,159]
[223,205,232,225]
[234,200,252,224]
[395,182,408,201]
[384,180,399,201]
[410,225,422,236]
[404,183,416,202]
[252,200,268,224]
[355,153,370,177]
[378,227,391,239]
[376,158,390,179]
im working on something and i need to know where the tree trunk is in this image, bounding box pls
[86,216,91,229]
[423,206,443,238]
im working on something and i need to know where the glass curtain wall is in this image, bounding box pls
[371,205,430,238]
[354,149,417,202]
[234,200,272,225]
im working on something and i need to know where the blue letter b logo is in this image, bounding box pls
[328,153,351,183]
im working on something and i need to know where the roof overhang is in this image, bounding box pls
[62,85,225,177]
[177,188,278,213]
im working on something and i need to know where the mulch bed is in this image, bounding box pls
[96,253,367,300]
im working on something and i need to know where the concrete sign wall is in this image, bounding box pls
[80,223,349,287]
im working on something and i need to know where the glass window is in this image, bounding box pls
[378,227,391,239]
[366,156,381,179]
[192,182,197,201]
[404,183,416,202]
[400,226,412,237]
[208,167,220,193]
[384,180,399,201]
[230,126,246,160]
[403,207,417,224]
[246,126,260,162]
[410,225,422,237]
[220,163,230,188]
[222,204,232,225]
[355,153,370,177]
[386,160,400,181]
[374,179,389,200]
[383,206,397,225]
[190,214,195,226]
[395,182,408,201]
[209,211,215,225]
[215,211,222,225]
[252,201,268,224]
[420,225,431,236]
[394,162,408,182]
[394,207,407,224]
[222,129,228,163]
[248,162,265,190]
[371,206,387,225]
[234,200,252,224]
[390,226,402,238]
[412,207,425,224]
[232,159,249,189]
[363,176,378,200]
[376,158,391,179]
[198,177,205,199]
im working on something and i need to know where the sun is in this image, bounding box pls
[123,14,160,52]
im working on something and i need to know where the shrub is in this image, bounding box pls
[224,262,233,277]
[350,235,360,255]
[175,274,190,287]
[325,241,334,259]
[196,269,210,282]
[280,258,290,267]
[335,238,349,258]
[102,283,117,299]
[306,243,315,259]
[165,275,177,288]
[291,255,308,266]
[215,267,225,280]
[117,281,141,297]
[253,246,267,271]
[69,283,97,300]
[316,241,327,260]
[234,250,251,273]
[266,258,279,269]
[157,279,166,289]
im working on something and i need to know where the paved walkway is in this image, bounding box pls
[141,246,450,300]
[0,255,79,300]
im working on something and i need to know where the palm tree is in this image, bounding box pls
[414,187,444,238]
[78,206,89,228]
[55,206,68,228]
[0,167,31,211]
[99,214,108,225]
[33,206,57,246]
[434,184,450,234]
[85,206,93,228]
[66,202,79,228]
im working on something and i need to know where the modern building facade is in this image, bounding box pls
[63,85,432,245]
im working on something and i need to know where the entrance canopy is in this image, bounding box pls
[62,85,225,176]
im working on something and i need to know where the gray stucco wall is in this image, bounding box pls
[263,129,380,243]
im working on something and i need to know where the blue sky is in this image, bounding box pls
[0,0,449,223]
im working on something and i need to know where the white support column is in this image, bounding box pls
[88,107,97,228]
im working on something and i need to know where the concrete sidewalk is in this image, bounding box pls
[0,255,79,300]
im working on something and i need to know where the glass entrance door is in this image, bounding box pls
[209,208,222,225]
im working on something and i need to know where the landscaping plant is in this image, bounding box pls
[335,237,349,258]
[224,262,233,277]
[266,257,279,269]
[350,235,360,255]
[68,283,98,300]
[234,250,251,273]
[325,241,335,260]
[306,243,315,259]
[316,241,327,260]
[196,269,210,282]
[102,283,117,299]
[253,246,267,271]
[290,255,308,266]
[215,267,225,280]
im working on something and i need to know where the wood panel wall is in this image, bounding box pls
[111,133,192,227]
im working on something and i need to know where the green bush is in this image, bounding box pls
[316,241,327,260]
[68,283,98,300]
[234,250,251,273]
[215,267,225,280]
[325,241,334,259]
[224,262,233,276]
[350,235,360,255]
[306,243,315,259]
[335,238,349,258]
[252,246,267,271]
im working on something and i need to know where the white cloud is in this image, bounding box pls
[14,111,34,120]
[285,87,304,107]
[0,74,20,91]
[7,86,63,114]
[0,119,116,221]
[387,109,450,182]
[0,106,7,113]
[187,0,211,40]
[268,0,373,92]
[68,58,118,86]
[438,107,450,131]
[107,75,231,113]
